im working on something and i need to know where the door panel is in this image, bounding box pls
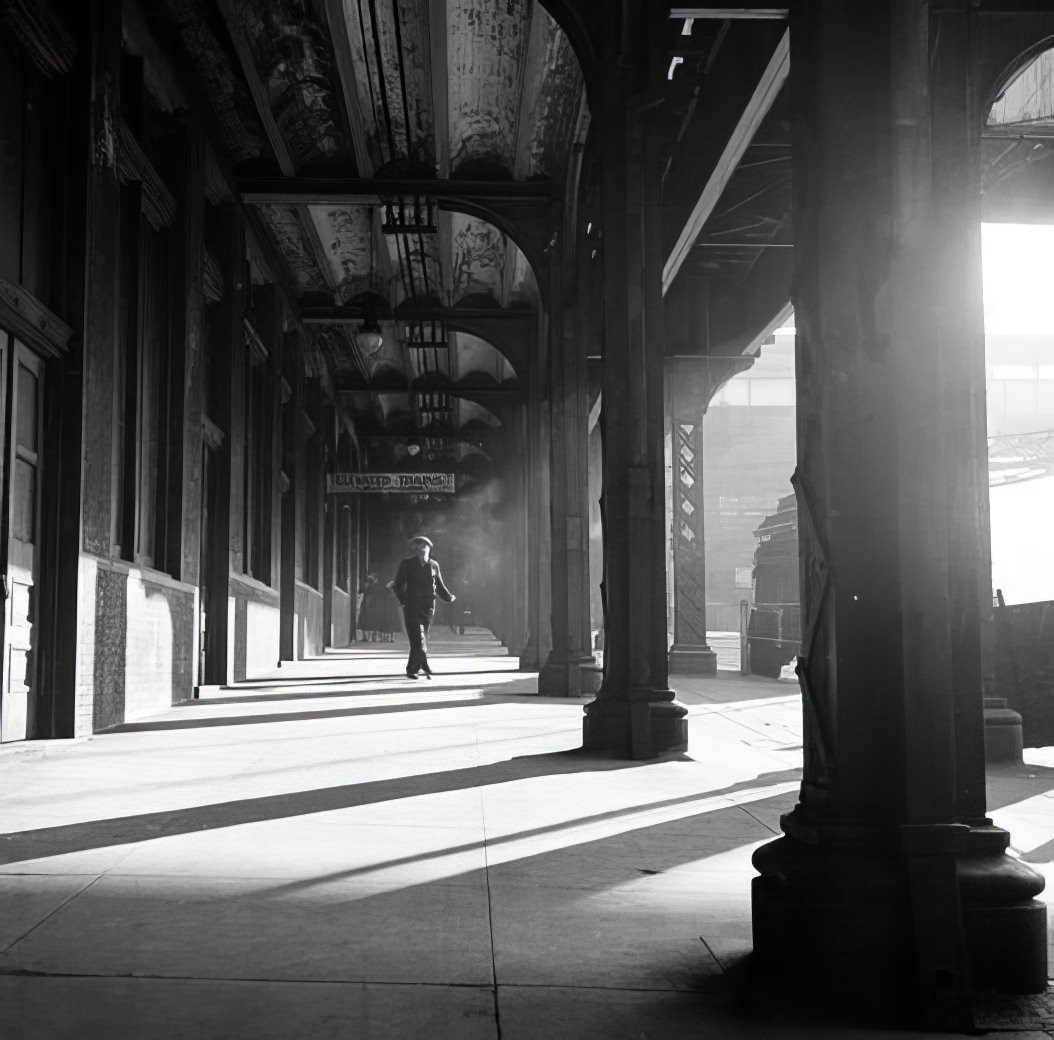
[1,344,43,742]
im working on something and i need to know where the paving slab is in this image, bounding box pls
[0,874,100,950]
[0,977,498,1040]
[497,986,1052,1040]
[3,873,495,986]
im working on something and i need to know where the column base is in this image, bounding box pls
[984,697,1024,764]
[582,686,688,759]
[538,654,601,696]
[668,643,718,676]
[518,640,542,672]
[751,815,1047,1018]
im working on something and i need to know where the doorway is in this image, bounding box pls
[0,332,46,741]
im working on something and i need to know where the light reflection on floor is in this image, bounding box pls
[0,630,1049,1038]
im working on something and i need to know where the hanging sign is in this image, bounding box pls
[327,472,456,494]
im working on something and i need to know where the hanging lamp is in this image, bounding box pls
[354,210,384,355]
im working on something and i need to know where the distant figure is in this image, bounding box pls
[391,535,456,679]
[381,579,402,642]
[358,573,382,642]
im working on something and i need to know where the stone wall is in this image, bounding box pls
[229,574,281,681]
[296,581,324,659]
[80,556,196,732]
[331,586,352,647]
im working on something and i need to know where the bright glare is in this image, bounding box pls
[982,222,1054,605]
[982,223,1054,334]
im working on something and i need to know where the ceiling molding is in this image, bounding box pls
[301,304,537,324]
[323,0,377,177]
[0,277,72,359]
[214,0,296,176]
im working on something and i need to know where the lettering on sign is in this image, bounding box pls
[326,472,457,494]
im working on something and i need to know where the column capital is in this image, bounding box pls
[666,355,753,419]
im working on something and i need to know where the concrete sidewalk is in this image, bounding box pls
[0,630,1050,1038]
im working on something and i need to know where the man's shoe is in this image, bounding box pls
[406,672,418,680]
[423,670,432,680]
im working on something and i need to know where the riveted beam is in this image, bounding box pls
[662,28,789,296]
[670,7,787,18]
[240,178,554,206]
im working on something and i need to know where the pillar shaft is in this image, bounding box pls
[583,8,686,757]
[203,205,246,686]
[667,367,716,675]
[520,336,551,671]
[751,0,1045,1014]
[502,408,527,658]
[540,249,597,694]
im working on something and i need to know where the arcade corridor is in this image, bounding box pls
[1,633,1051,1038]
[3,0,1054,1029]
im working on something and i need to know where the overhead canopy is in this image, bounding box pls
[149,0,583,447]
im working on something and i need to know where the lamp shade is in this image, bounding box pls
[354,317,384,354]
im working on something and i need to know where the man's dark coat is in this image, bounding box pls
[391,555,454,619]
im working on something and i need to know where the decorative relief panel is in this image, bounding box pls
[230,0,349,167]
[516,10,583,179]
[447,0,528,177]
[450,213,507,305]
[157,0,264,164]
[307,204,373,301]
[258,204,328,292]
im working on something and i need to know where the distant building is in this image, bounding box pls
[702,328,796,631]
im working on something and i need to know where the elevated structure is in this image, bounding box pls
[0,0,1049,1026]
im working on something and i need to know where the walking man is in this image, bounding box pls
[391,535,456,679]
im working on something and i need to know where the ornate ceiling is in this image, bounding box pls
[148,0,584,450]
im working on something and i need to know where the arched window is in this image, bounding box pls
[989,45,1054,131]
[982,44,1054,211]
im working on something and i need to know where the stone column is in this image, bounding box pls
[203,204,246,686]
[540,248,597,695]
[750,0,1046,1019]
[164,119,206,585]
[667,364,717,675]
[519,333,552,672]
[582,5,687,757]
[278,349,299,664]
[501,405,527,658]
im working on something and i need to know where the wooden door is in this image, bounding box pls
[1,344,44,741]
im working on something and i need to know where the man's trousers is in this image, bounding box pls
[402,604,434,675]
